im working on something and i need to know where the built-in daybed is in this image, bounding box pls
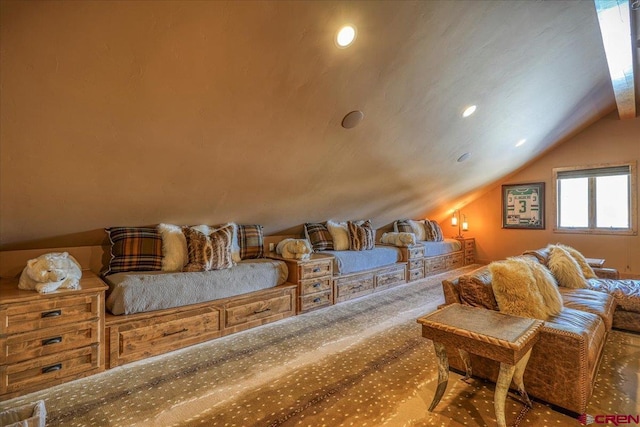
[303,221,407,304]
[102,224,297,368]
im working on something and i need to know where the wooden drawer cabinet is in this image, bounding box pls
[334,273,375,303]
[223,289,294,329]
[0,272,107,399]
[456,237,476,265]
[375,264,406,291]
[266,253,334,313]
[392,244,425,282]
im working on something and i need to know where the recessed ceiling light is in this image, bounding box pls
[457,152,471,162]
[462,105,476,118]
[516,139,527,147]
[336,25,356,48]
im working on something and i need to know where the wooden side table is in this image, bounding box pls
[417,304,543,427]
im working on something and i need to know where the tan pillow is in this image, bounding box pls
[347,220,375,251]
[326,220,350,250]
[521,257,563,316]
[556,244,597,279]
[488,258,549,320]
[548,245,587,288]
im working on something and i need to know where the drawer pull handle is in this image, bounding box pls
[313,298,321,303]
[42,363,62,374]
[163,328,188,337]
[312,267,321,273]
[41,310,61,318]
[313,282,321,288]
[352,285,363,290]
[254,307,271,314]
[42,337,63,346]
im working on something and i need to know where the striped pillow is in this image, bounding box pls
[105,227,163,275]
[424,220,444,242]
[237,224,264,259]
[347,220,375,251]
[182,224,234,272]
[394,220,413,234]
[304,223,334,251]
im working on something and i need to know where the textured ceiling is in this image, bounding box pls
[0,0,622,249]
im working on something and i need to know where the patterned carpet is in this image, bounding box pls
[2,266,639,426]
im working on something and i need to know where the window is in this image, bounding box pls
[553,162,637,235]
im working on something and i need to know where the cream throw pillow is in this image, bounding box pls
[158,223,188,272]
[489,258,550,320]
[548,245,587,288]
[556,244,597,279]
[408,220,427,241]
[521,257,563,316]
[327,220,350,250]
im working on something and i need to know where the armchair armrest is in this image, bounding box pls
[593,267,619,280]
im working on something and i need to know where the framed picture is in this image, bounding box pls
[502,182,545,229]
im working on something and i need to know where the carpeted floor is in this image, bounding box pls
[1,266,639,426]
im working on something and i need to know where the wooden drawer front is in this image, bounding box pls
[1,294,100,335]
[299,277,332,296]
[118,308,220,361]
[1,321,99,365]
[299,260,332,280]
[426,256,446,273]
[408,259,422,270]
[447,253,464,269]
[224,293,293,329]
[375,266,406,290]
[465,248,475,257]
[408,246,425,259]
[299,290,333,312]
[334,275,374,303]
[1,345,99,396]
[464,239,475,249]
[408,267,425,282]
[465,256,475,265]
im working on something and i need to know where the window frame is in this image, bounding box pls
[553,161,637,235]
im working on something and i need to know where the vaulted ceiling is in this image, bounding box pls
[0,0,637,249]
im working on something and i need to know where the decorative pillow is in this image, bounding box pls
[548,245,587,288]
[326,220,350,251]
[105,227,163,275]
[458,267,499,311]
[424,220,444,242]
[488,258,550,320]
[237,224,264,259]
[521,257,563,316]
[347,220,375,251]
[408,220,427,241]
[304,223,334,251]
[556,244,597,279]
[157,223,188,272]
[182,225,234,272]
[394,220,413,234]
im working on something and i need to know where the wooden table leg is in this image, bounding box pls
[429,341,449,411]
[458,349,472,381]
[512,349,533,407]
[494,362,516,427]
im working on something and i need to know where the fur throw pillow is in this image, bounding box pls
[489,258,553,320]
[380,232,416,247]
[548,245,587,288]
[520,257,563,316]
[326,220,350,251]
[407,220,427,241]
[555,244,597,279]
[158,223,188,271]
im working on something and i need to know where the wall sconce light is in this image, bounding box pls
[451,210,469,238]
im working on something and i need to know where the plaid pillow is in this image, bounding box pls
[304,222,334,251]
[347,220,375,251]
[394,220,413,234]
[105,227,163,275]
[237,224,264,259]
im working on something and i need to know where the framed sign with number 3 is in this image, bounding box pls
[502,182,545,229]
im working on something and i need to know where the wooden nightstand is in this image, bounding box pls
[266,253,334,314]
[395,245,425,282]
[456,237,476,265]
[0,271,108,399]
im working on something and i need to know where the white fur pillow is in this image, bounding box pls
[408,220,427,241]
[489,258,550,320]
[556,244,597,279]
[521,257,563,316]
[158,223,188,271]
[548,245,587,288]
[326,220,350,250]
